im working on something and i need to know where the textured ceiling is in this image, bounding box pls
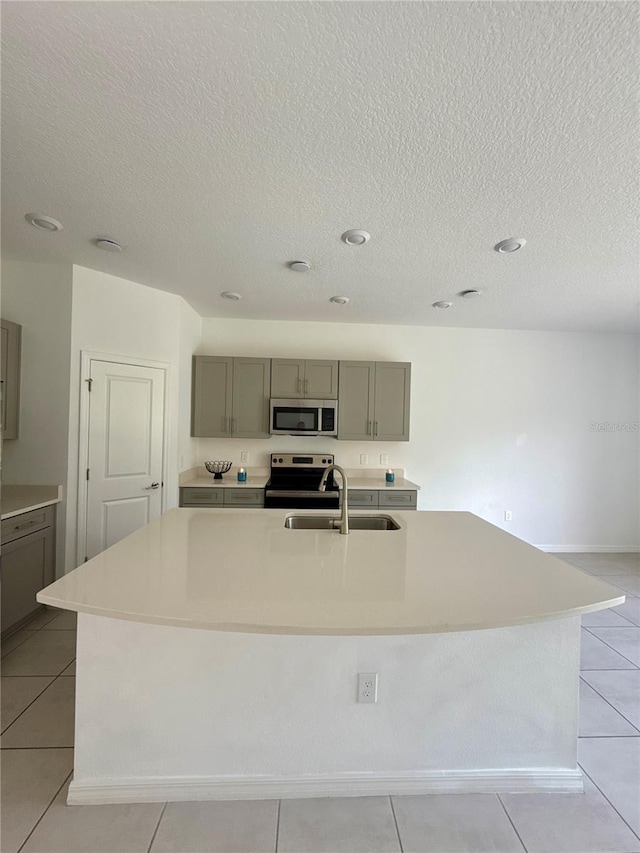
[1,1,638,331]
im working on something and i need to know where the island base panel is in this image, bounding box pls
[70,613,582,804]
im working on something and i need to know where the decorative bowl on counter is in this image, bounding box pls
[204,461,233,480]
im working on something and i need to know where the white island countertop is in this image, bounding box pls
[38,508,623,635]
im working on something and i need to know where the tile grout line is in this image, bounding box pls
[579,676,640,735]
[496,793,529,853]
[274,798,281,853]
[582,625,640,669]
[146,800,168,853]
[16,768,73,853]
[578,762,640,843]
[388,795,404,853]
[0,677,58,736]
[1,663,73,742]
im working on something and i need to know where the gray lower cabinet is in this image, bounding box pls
[347,489,379,507]
[338,361,411,441]
[271,359,338,399]
[346,489,417,510]
[192,356,271,438]
[1,506,55,636]
[1,317,22,440]
[180,488,264,508]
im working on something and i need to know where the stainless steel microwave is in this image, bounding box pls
[269,399,338,436]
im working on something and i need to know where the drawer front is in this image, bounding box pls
[180,488,224,506]
[1,506,55,545]
[378,490,417,509]
[347,490,379,507]
[223,488,264,507]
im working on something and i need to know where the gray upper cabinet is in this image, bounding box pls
[270,359,305,398]
[192,356,233,437]
[192,356,271,438]
[231,358,271,438]
[373,362,411,441]
[1,318,21,440]
[337,361,376,440]
[338,361,410,441]
[305,360,338,399]
[271,359,338,399]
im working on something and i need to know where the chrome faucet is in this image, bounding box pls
[319,464,349,534]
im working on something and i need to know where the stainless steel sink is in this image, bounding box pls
[284,515,400,531]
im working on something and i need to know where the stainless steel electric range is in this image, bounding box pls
[263,453,339,509]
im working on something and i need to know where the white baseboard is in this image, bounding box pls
[67,768,584,805]
[535,546,640,553]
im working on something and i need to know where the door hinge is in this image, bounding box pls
[86,378,93,392]
[86,468,90,481]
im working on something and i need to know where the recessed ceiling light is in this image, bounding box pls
[25,213,63,232]
[341,229,370,246]
[94,238,123,253]
[494,238,526,253]
[329,296,350,305]
[432,301,452,309]
[221,292,242,301]
[289,261,311,272]
[460,289,483,298]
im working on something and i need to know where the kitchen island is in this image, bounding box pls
[38,508,623,805]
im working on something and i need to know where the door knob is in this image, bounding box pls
[145,482,160,490]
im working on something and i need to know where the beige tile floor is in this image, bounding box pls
[1,552,638,853]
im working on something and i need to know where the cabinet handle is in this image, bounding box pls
[297,378,302,395]
[374,421,378,437]
[231,418,236,434]
[305,378,309,395]
[367,420,372,435]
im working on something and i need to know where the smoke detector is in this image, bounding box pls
[289,261,311,272]
[25,214,63,232]
[329,296,350,305]
[94,238,123,253]
[494,238,526,253]
[341,230,370,246]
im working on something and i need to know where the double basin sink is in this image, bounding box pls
[284,515,400,531]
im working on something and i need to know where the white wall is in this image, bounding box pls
[1,259,73,571]
[198,318,639,550]
[65,266,201,571]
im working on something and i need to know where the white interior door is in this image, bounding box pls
[85,359,165,560]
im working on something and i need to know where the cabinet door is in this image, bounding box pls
[232,358,271,438]
[1,524,54,635]
[191,356,233,437]
[1,318,21,440]
[337,361,375,440]
[271,359,305,398]
[373,362,411,441]
[305,360,338,399]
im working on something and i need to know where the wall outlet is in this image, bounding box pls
[504,510,513,522]
[240,451,249,464]
[357,672,378,704]
[360,453,369,465]
[379,453,389,466]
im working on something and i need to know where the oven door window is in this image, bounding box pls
[272,407,319,432]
